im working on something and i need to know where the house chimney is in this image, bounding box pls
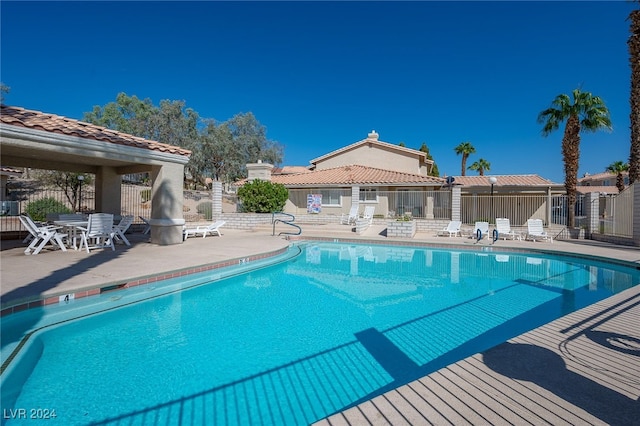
[367,130,379,140]
[246,160,273,181]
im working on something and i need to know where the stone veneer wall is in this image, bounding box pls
[387,220,416,238]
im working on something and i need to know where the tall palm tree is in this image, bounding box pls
[538,88,612,228]
[468,158,491,176]
[605,161,630,193]
[454,141,476,176]
[629,5,640,184]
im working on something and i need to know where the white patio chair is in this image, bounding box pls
[471,221,490,240]
[526,219,552,243]
[436,220,462,237]
[340,205,359,225]
[78,213,116,253]
[183,220,226,239]
[495,218,521,240]
[18,214,68,255]
[360,206,375,224]
[113,215,134,246]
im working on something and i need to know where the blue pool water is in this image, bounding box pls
[1,242,639,425]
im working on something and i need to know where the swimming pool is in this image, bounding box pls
[1,242,639,425]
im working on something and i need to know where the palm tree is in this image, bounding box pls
[454,141,476,176]
[468,158,491,176]
[605,161,630,193]
[629,5,640,184]
[538,88,612,228]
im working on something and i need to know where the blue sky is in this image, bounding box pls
[1,1,635,183]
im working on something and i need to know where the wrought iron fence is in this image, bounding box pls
[1,184,220,233]
[2,183,634,239]
[375,190,451,219]
[459,193,586,227]
[599,185,634,237]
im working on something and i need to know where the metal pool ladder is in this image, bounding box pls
[272,212,302,237]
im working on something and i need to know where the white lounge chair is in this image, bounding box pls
[183,220,225,239]
[471,221,490,240]
[526,219,552,243]
[139,216,151,234]
[360,206,375,223]
[78,213,116,253]
[495,218,521,240]
[340,205,359,225]
[19,214,68,255]
[437,220,462,237]
[113,215,134,246]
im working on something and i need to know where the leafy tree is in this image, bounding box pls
[605,161,630,193]
[237,179,288,213]
[538,88,612,227]
[83,93,156,136]
[468,158,491,176]
[199,112,283,184]
[84,95,283,189]
[227,112,283,170]
[629,5,640,184]
[398,141,406,147]
[419,142,439,177]
[83,93,201,187]
[32,171,93,212]
[454,141,476,176]
[0,82,9,102]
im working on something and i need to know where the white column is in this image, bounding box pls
[351,185,360,211]
[451,187,461,222]
[150,163,186,245]
[94,166,122,215]
[584,192,599,237]
[212,181,223,216]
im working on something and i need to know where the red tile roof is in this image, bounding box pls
[239,164,445,187]
[576,186,619,195]
[451,174,560,187]
[578,171,626,182]
[272,166,311,175]
[1,105,191,157]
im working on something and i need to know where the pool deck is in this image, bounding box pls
[2,223,639,424]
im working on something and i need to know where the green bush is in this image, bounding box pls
[25,197,71,222]
[237,179,288,213]
[196,201,212,220]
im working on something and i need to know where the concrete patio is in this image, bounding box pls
[1,223,639,425]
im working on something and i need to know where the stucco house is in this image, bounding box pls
[578,171,629,195]
[240,131,447,219]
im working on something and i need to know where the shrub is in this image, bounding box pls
[196,201,212,220]
[25,197,71,222]
[237,179,288,213]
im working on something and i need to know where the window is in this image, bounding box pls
[318,190,341,206]
[359,188,377,202]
